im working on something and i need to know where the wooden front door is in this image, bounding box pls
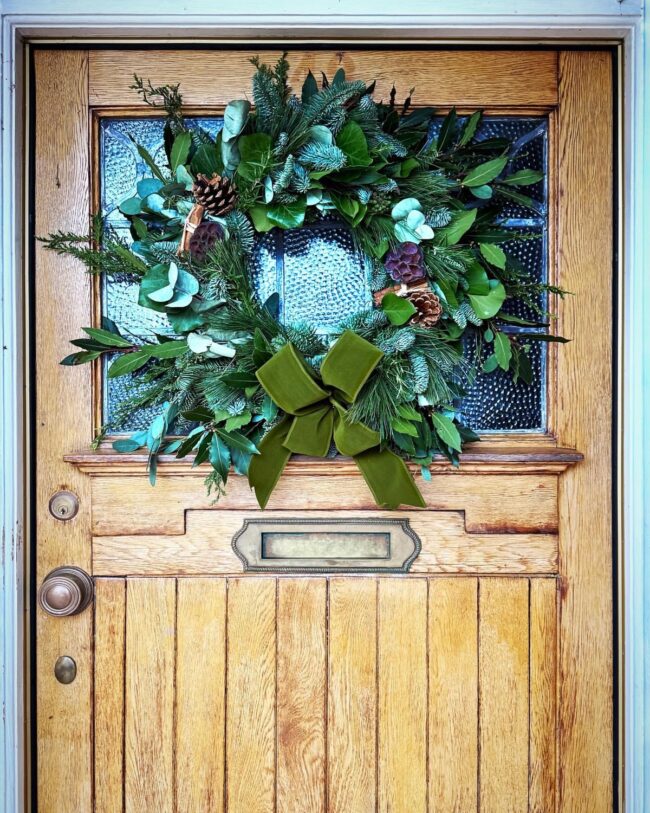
[33,47,614,811]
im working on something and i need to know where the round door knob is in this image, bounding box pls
[38,567,93,617]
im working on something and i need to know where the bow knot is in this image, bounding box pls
[249,331,425,510]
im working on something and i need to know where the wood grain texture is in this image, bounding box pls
[84,470,561,537]
[89,49,558,109]
[34,49,94,813]
[94,579,126,813]
[226,578,276,813]
[276,579,327,813]
[91,508,558,577]
[124,579,176,813]
[530,579,558,813]
[175,579,226,813]
[479,578,529,813]
[428,578,478,812]
[328,578,377,813]
[556,51,613,811]
[378,578,428,812]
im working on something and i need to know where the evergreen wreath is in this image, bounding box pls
[42,54,566,509]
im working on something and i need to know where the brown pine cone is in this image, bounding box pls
[192,173,237,217]
[408,289,442,327]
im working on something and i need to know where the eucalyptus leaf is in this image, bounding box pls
[223,99,251,142]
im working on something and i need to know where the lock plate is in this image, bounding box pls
[48,491,79,521]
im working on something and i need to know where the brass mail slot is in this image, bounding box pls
[232,518,421,573]
[262,532,391,560]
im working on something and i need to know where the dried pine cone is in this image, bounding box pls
[385,241,426,284]
[408,289,442,327]
[192,173,237,217]
[189,221,223,263]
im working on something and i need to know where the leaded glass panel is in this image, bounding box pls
[99,114,548,433]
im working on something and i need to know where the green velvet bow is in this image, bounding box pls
[248,330,426,510]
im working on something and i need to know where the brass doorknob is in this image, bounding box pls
[38,567,93,617]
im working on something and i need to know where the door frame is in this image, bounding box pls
[1,5,646,811]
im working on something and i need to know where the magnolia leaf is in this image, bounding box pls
[170,131,192,173]
[107,350,149,378]
[479,242,507,270]
[435,208,477,246]
[390,417,419,437]
[146,340,188,359]
[432,412,462,452]
[302,71,318,103]
[494,332,513,371]
[381,292,417,326]
[82,327,132,348]
[463,157,508,188]
[436,107,457,152]
[502,169,544,186]
[215,427,260,455]
[458,110,482,147]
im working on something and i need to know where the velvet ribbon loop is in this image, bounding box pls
[248,330,426,509]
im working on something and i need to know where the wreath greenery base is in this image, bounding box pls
[42,54,566,509]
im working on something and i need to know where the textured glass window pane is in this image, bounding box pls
[100,114,548,434]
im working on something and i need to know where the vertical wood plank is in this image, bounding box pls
[175,579,226,813]
[529,579,558,812]
[479,578,529,813]
[276,579,327,813]
[226,578,276,813]
[328,578,377,813]
[94,579,126,813]
[124,578,176,813]
[557,50,613,812]
[428,578,478,812]
[34,49,94,813]
[378,578,428,813]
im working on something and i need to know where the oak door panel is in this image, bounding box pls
[94,576,556,812]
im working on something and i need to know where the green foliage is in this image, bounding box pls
[44,54,566,504]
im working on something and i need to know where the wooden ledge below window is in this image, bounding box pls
[65,445,583,477]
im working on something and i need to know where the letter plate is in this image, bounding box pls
[232,518,421,573]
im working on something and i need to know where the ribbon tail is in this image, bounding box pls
[248,417,293,509]
[354,447,426,509]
